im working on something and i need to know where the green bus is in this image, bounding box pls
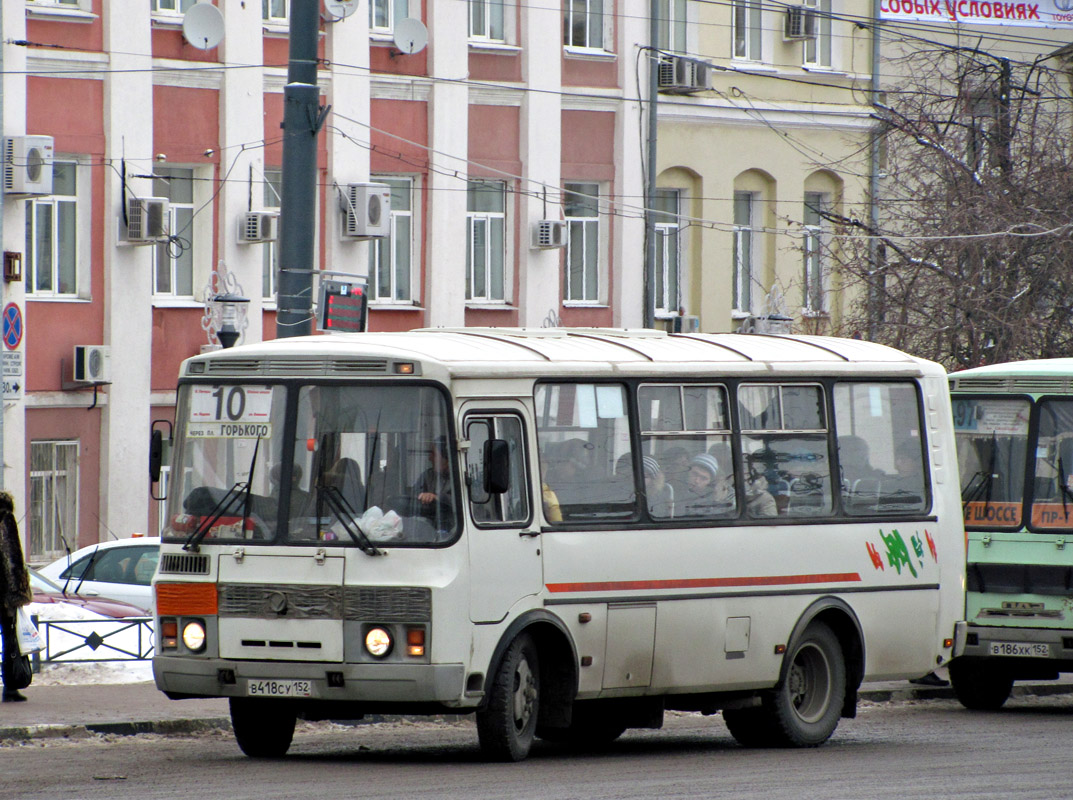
[950,359,1073,708]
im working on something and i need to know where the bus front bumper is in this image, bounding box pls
[153,655,468,705]
[954,620,1073,661]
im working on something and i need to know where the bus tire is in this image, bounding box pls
[537,706,626,746]
[476,633,540,762]
[723,706,777,747]
[229,697,296,758]
[765,621,845,747]
[949,658,1013,710]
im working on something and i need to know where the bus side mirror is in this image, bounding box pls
[150,429,163,483]
[150,419,173,501]
[485,439,510,495]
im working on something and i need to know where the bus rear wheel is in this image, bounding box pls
[229,697,297,758]
[477,633,540,762]
[726,621,845,748]
[949,658,1013,710]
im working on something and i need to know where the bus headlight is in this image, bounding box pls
[182,620,207,653]
[365,627,393,658]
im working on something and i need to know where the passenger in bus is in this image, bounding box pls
[413,436,454,516]
[744,470,778,518]
[660,446,692,503]
[681,453,733,517]
[884,440,925,503]
[837,435,885,486]
[538,458,562,523]
[325,457,366,513]
[643,455,675,519]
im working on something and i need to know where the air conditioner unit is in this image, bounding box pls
[657,55,711,95]
[532,220,566,249]
[341,182,391,239]
[124,196,169,243]
[784,6,817,40]
[3,135,54,196]
[72,345,111,384]
[238,211,279,244]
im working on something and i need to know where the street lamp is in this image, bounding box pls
[211,292,249,349]
[201,260,249,351]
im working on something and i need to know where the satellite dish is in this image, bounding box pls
[392,18,428,55]
[182,3,225,50]
[324,0,359,20]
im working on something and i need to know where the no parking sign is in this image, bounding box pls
[2,303,22,350]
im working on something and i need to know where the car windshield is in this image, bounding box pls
[164,383,457,546]
[30,569,63,594]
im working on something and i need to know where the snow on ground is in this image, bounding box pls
[26,600,156,686]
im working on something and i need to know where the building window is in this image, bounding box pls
[25,160,77,297]
[654,189,680,317]
[29,441,78,562]
[263,0,288,23]
[369,176,413,303]
[803,192,828,314]
[466,181,507,302]
[371,0,408,33]
[263,168,281,302]
[151,0,195,14]
[564,0,604,49]
[564,182,601,303]
[733,191,755,314]
[803,0,832,67]
[470,0,505,41]
[152,167,195,298]
[732,0,762,61]
[658,0,687,52]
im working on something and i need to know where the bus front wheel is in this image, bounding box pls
[949,658,1013,710]
[476,633,540,762]
[229,697,297,758]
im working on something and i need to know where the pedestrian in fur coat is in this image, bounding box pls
[0,490,33,701]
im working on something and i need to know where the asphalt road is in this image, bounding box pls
[6,694,1073,800]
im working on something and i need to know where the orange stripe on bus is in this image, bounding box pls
[545,573,863,593]
[156,582,218,615]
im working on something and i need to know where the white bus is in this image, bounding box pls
[152,328,964,760]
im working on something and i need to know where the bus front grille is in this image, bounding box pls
[344,587,432,622]
[159,553,210,575]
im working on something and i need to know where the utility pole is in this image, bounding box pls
[866,0,883,340]
[276,0,329,339]
[643,5,660,330]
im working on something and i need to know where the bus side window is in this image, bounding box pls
[834,382,928,516]
[465,415,531,526]
[740,384,831,518]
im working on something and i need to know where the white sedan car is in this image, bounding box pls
[37,537,160,613]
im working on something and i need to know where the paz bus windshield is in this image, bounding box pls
[164,382,458,547]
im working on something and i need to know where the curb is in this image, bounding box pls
[2,682,1071,742]
[0,717,231,742]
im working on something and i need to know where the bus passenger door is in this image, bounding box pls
[463,408,542,623]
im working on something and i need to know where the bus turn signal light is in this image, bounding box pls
[156,582,218,616]
[407,627,425,657]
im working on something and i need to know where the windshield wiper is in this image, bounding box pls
[1058,455,1073,521]
[316,483,382,556]
[66,544,101,597]
[183,482,245,552]
[185,434,263,552]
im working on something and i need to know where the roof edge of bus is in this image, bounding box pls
[177,328,940,372]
